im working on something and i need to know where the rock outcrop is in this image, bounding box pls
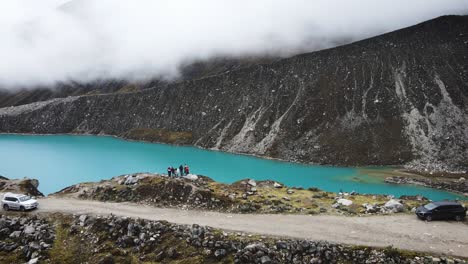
[0,176,44,197]
[1,16,467,171]
[385,176,468,195]
[53,173,445,215]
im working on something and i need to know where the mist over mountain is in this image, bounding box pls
[1,0,467,88]
[1,15,467,171]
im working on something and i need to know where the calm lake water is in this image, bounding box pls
[0,134,463,200]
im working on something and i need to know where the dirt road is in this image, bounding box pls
[32,197,468,258]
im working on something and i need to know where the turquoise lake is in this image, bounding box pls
[0,134,464,200]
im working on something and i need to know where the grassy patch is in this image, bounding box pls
[117,84,141,93]
[49,222,91,263]
[124,128,193,144]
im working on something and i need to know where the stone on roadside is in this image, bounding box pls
[24,225,35,235]
[9,231,21,238]
[336,198,353,206]
[384,199,404,213]
[260,255,271,264]
[28,258,39,264]
[273,182,282,188]
[214,249,227,258]
[79,214,87,224]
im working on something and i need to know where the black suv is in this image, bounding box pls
[415,201,466,221]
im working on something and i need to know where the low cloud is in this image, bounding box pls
[0,0,467,88]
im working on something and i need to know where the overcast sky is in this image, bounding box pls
[0,0,467,88]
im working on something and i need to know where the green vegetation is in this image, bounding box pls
[124,128,193,144]
[117,84,141,93]
[49,222,91,263]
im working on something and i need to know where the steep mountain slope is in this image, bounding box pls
[1,16,467,171]
[0,57,277,108]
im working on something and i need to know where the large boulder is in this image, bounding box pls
[336,198,353,206]
[0,177,44,197]
[384,199,404,213]
[183,174,198,180]
[124,175,138,185]
[247,179,257,187]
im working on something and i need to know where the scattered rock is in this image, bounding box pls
[24,225,35,235]
[384,199,404,213]
[273,182,282,188]
[247,179,257,187]
[336,198,353,206]
[0,213,462,264]
[79,214,88,225]
[260,255,271,264]
[124,175,138,185]
[28,257,39,264]
[9,230,21,238]
[214,248,227,258]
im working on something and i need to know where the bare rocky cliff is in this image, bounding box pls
[0,16,467,171]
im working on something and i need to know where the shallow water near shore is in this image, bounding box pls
[0,134,464,200]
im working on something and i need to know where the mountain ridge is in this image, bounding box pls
[1,15,467,172]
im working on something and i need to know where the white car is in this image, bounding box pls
[1,193,38,211]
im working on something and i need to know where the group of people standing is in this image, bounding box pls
[167,164,190,177]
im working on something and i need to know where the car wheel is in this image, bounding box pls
[425,215,432,222]
[19,206,25,212]
[455,215,464,221]
[3,204,8,211]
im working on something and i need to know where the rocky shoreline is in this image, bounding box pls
[384,176,468,197]
[0,213,466,264]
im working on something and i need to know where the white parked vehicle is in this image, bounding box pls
[1,193,38,211]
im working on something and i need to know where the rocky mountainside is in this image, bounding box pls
[0,56,277,108]
[0,16,467,171]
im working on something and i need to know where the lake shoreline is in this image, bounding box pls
[48,172,468,215]
[1,132,467,198]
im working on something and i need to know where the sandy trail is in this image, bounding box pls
[28,197,468,258]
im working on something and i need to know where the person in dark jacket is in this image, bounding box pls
[179,165,184,176]
[167,167,172,177]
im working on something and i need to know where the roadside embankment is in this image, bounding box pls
[51,173,466,216]
[1,212,467,263]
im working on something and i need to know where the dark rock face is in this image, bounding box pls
[1,16,467,171]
